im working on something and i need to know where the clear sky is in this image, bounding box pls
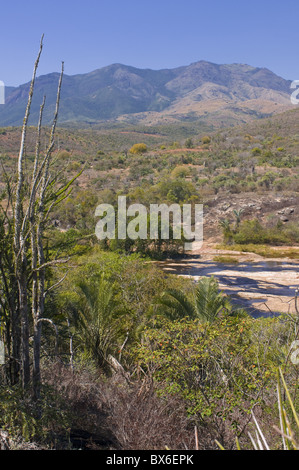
[1,0,299,86]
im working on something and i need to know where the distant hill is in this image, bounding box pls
[0,61,294,127]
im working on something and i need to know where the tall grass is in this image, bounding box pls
[216,368,299,450]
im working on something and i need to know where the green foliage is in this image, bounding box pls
[156,289,196,321]
[233,219,290,245]
[133,315,288,425]
[0,385,71,445]
[213,255,239,264]
[185,138,194,148]
[217,369,299,450]
[251,147,262,155]
[216,243,299,259]
[70,273,129,371]
[157,178,197,203]
[129,143,148,154]
[56,248,194,366]
[219,218,234,244]
[219,216,299,247]
[171,165,190,179]
[194,276,229,323]
[156,276,247,324]
[201,136,211,145]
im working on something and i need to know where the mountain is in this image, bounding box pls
[0,61,294,127]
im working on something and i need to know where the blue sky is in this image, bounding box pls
[1,0,299,86]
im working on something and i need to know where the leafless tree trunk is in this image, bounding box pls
[13,36,44,388]
[31,65,64,399]
[0,35,82,401]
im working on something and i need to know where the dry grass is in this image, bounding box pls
[216,243,299,259]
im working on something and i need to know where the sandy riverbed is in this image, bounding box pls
[155,242,299,317]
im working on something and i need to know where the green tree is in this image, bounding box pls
[201,136,211,145]
[233,208,244,230]
[156,276,242,324]
[185,138,194,149]
[70,274,128,372]
[129,143,148,154]
[171,165,190,179]
[133,315,282,433]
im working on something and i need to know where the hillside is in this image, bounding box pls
[1,105,298,246]
[0,61,294,127]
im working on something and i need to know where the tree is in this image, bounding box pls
[201,136,211,145]
[233,208,244,230]
[193,276,229,323]
[185,138,193,149]
[156,276,246,324]
[69,274,128,372]
[129,143,147,154]
[0,36,81,398]
[171,165,190,179]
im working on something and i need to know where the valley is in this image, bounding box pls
[0,60,299,451]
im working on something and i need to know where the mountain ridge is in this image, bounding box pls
[0,60,294,127]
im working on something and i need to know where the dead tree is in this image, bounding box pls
[0,35,81,398]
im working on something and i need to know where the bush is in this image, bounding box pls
[132,314,295,446]
[201,136,211,145]
[233,219,290,245]
[129,143,148,154]
[185,138,194,148]
[251,147,262,156]
[0,384,71,447]
[171,165,190,179]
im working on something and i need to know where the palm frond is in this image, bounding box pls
[156,288,196,320]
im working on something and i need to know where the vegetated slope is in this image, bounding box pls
[1,105,298,246]
[0,61,294,127]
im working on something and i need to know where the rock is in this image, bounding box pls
[277,207,294,216]
[285,207,295,215]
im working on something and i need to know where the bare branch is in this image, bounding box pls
[14,34,44,252]
[44,272,68,297]
[36,318,58,354]
[33,257,70,272]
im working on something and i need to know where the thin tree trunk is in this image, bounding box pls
[32,62,64,400]
[13,36,44,389]
[19,259,30,388]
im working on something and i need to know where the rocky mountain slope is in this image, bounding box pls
[0,61,294,127]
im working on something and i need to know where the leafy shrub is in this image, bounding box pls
[201,136,211,145]
[185,138,194,148]
[0,385,71,446]
[133,315,291,432]
[251,147,262,156]
[233,219,290,245]
[129,143,148,154]
[171,165,190,179]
